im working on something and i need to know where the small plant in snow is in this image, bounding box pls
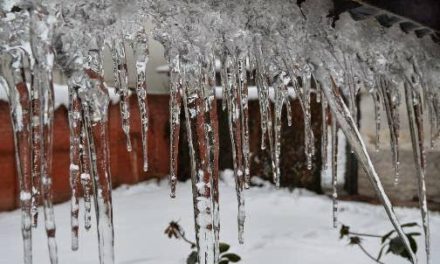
[339,222,420,263]
[165,221,241,264]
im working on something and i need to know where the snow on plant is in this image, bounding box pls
[339,222,421,264]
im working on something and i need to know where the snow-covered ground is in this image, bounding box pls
[0,170,439,264]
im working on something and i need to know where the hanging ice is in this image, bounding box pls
[181,63,217,264]
[331,114,338,228]
[169,55,182,198]
[111,38,132,152]
[2,0,439,263]
[129,29,150,172]
[319,75,417,263]
[378,75,401,184]
[404,79,430,264]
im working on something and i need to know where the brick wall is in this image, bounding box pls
[0,94,170,211]
[0,93,328,212]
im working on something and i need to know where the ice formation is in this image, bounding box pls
[1,0,440,263]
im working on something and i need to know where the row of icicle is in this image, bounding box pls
[1,1,439,264]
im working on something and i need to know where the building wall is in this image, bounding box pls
[0,95,170,211]
[358,89,440,207]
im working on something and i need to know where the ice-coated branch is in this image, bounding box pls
[404,81,430,264]
[321,76,417,264]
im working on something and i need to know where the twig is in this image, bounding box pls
[349,232,382,238]
[177,229,196,248]
[357,243,385,264]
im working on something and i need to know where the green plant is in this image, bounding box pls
[165,221,242,264]
[339,222,420,263]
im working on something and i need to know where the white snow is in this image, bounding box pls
[0,170,439,264]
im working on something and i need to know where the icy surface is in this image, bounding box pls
[0,172,439,264]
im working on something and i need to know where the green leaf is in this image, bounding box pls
[186,251,198,264]
[222,253,241,262]
[219,243,230,253]
[387,233,418,261]
[407,234,418,254]
[219,260,229,264]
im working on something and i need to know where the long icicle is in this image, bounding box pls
[321,91,329,170]
[112,38,132,152]
[321,76,417,264]
[302,72,314,170]
[254,47,272,152]
[68,83,82,251]
[202,54,220,262]
[371,88,381,152]
[182,64,216,264]
[331,113,338,228]
[30,67,42,229]
[404,81,430,264]
[29,7,59,260]
[273,72,290,188]
[169,55,182,198]
[40,64,58,264]
[224,55,246,243]
[238,57,251,188]
[8,48,33,264]
[85,48,115,264]
[80,120,93,230]
[131,30,149,172]
[378,75,400,184]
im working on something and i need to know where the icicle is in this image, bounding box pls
[40,66,58,264]
[68,83,82,251]
[202,54,221,262]
[238,57,251,188]
[130,30,149,172]
[404,81,430,264]
[378,76,400,185]
[321,92,329,170]
[370,88,381,152]
[181,64,217,264]
[254,48,273,153]
[112,38,132,152]
[321,76,417,264]
[169,55,182,198]
[84,49,115,264]
[331,115,338,228]
[223,54,246,243]
[302,72,314,170]
[76,71,114,264]
[30,70,42,229]
[80,124,93,231]
[285,59,314,171]
[7,48,33,264]
[427,88,436,149]
[273,72,290,188]
[29,7,59,259]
